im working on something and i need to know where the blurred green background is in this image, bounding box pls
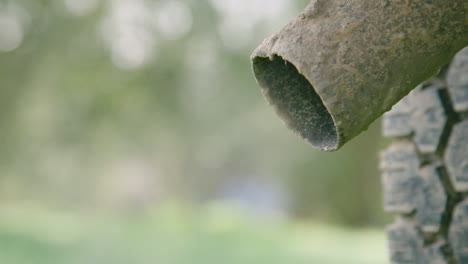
[0,0,390,263]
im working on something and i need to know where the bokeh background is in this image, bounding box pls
[0,0,391,263]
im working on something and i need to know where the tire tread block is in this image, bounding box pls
[387,221,448,264]
[383,85,449,153]
[449,199,468,264]
[444,120,468,192]
[382,144,447,231]
[447,47,468,112]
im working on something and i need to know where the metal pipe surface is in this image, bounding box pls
[252,0,467,151]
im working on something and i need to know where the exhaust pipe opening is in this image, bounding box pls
[252,55,338,151]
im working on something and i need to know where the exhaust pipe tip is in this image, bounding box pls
[251,0,466,151]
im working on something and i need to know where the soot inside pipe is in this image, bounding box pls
[252,55,338,151]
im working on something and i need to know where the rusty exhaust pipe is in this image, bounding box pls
[251,0,467,151]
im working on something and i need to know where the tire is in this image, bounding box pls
[381,47,468,264]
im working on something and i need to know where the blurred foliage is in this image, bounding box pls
[0,0,390,227]
[0,202,387,264]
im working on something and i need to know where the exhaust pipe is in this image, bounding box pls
[251,0,467,151]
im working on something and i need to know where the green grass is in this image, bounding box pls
[0,202,388,264]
